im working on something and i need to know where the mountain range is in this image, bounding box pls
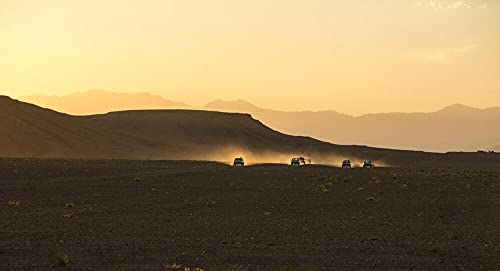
[3,95,500,167]
[20,90,500,152]
[20,90,188,115]
[205,100,500,152]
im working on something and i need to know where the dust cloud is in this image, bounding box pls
[192,145,389,167]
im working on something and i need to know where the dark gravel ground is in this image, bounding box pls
[1,159,500,270]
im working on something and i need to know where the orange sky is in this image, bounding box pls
[1,0,499,115]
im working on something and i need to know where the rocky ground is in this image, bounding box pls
[1,159,499,270]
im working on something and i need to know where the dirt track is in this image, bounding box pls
[1,159,500,270]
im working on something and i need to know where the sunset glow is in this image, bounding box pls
[1,0,499,115]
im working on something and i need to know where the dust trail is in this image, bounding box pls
[186,145,391,167]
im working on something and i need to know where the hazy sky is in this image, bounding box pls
[1,0,499,115]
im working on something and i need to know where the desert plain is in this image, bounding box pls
[1,158,499,270]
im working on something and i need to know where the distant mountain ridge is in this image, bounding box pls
[205,100,500,152]
[20,90,188,115]
[2,95,500,167]
[436,104,482,114]
[206,99,350,116]
[18,90,500,152]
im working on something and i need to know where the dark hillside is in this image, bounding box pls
[2,96,500,167]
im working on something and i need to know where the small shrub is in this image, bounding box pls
[429,246,439,253]
[326,177,337,184]
[8,201,20,207]
[319,184,329,193]
[57,254,70,267]
[164,262,182,269]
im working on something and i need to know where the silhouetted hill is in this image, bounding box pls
[0,95,323,160]
[2,96,500,167]
[435,104,482,115]
[20,90,500,152]
[206,100,500,152]
[20,90,189,115]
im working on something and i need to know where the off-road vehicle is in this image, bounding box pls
[342,160,352,168]
[363,160,374,168]
[291,157,308,166]
[291,158,301,166]
[298,157,307,165]
[233,157,245,167]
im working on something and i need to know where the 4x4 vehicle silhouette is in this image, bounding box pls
[342,160,352,168]
[363,160,374,168]
[291,157,307,166]
[291,158,301,166]
[233,157,245,167]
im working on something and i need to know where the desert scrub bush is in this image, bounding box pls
[8,200,20,207]
[429,245,440,254]
[342,176,353,182]
[326,176,339,185]
[164,262,182,269]
[57,254,70,267]
[318,184,329,193]
[325,176,351,185]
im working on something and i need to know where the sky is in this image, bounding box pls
[1,0,499,115]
